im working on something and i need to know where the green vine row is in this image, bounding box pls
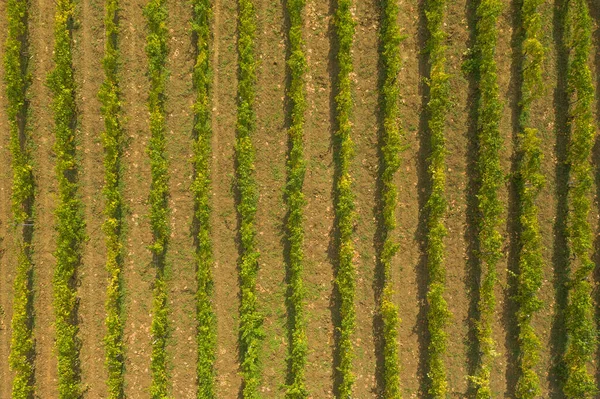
[191,0,217,397]
[467,0,503,397]
[235,0,263,397]
[99,0,126,396]
[283,0,308,397]
[424,0,451,397]
[48,0,86,396]
[513,0,545,397]
[332,0,356,397]
[5,0,35,397]
[144,0,171,397]
[563,0,597,397]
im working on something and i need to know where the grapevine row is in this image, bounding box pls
[283,0,308,397]
[513,0,545,397]
[4,0,35,397]
[468,0,503,397]
[99,0,126,396]
[144,0,171,397]
[235,0,263,396]
[423,0,451,397]
[332,0,356,397]
[190,0,217,397]
[48,0,86,396]
[377,0,402,397]
[563,0,597,397]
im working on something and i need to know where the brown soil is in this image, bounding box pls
[394,0,426,395]
[254,0,287,398]
[29,0,59,396]
[439,0,471,395]
[164,0,198,395]
[119,0,154,396]
[210,0,242,395]
[75,0,110,396]
[351,0,382,396]
[302,0,336,396]
[253,0,288,396]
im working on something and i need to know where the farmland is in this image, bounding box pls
[0,0,599,398]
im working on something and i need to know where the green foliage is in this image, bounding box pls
[144,0,171,397]
[423,0,451,397]
[466,0,503,397]
[283,0,308,397]
[562,0,598,397]
[513,0,545,398]
[9,248,35,399]
[5,0,33,224]
[235,0,263,397]
[514,128,544,399]
[4,0,36,398]
[378,0,403,397]
[99,0,126,396]
[333,0,356,397]
[190,0,216,397]
[47,0,86,397]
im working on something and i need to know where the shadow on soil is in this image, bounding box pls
[502,0,524,397]
[413,0,435,396]
[19,5,37,394]
[371,1,389,396]
[463,0,482,397]
[326,0,345,396]
[548,0,570,398]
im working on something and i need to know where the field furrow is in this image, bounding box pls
[76,0,110,396]
[120,0,153,395]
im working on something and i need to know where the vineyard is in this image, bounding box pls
[1,0,600,398]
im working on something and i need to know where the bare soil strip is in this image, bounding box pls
[210,0,242,394]
[253,0,288,395]
[350,0,379,396]
[29,0,58,395]
[120,0,154,395]
[164,0,198,395]
[301,0,335,396]
[389,0,423,395]
[437,0,470,395]
[75,0,110,396]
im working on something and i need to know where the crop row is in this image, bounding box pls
[99,0,126,397]
[513,0,545,398]
[283,0,308,398]
[332,0,356,397]
[5,0,36,397]
[468,0,503,397]
[563,1,597,397]
[144,0,171,397]
[235,0,263,397]
[191,0,217,397]
[48,0,86,397]
[423,0,451,397]
[377,0,402,397]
